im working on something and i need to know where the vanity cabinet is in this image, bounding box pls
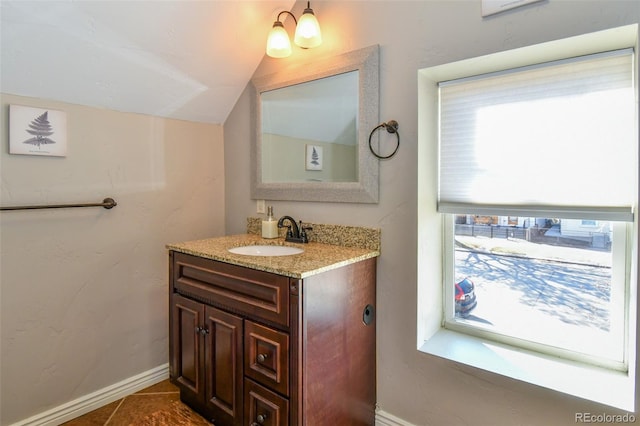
[169,250,376,426]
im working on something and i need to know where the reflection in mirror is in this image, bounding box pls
[251,45,379,203]
[261,71,359,183]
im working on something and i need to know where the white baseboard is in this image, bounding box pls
[11,366,412,426]
[10,363,170,426]
[376,409,418,426]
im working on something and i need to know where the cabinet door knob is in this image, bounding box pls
[251,413,267,424]
[199,327,210,335]
[257,353,268,362]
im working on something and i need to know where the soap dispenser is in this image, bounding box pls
[262,206,279,239]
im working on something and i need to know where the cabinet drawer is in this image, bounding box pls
[245,379,289,426]
[245,320,289,396]
[172,252,290,327]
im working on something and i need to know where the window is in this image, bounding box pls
[445,216,627,369]
[439,49,635,369]
[417,25,638,411]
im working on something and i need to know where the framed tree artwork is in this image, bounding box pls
[306,144,323,171]
[9,105,67,157]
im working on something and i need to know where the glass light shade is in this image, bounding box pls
[294,10,322,49]
[266,22,292,58]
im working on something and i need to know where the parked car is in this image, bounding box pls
[455,277,477,316]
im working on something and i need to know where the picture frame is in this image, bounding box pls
[9,105,67,157]
[482,0,544,17]
[305,144,323,171]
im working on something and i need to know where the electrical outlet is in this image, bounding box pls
[256,200,266,214]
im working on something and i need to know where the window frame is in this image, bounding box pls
[417,24,639,411]
[443,215,630,371]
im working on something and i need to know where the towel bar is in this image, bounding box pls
[0,197,117,211]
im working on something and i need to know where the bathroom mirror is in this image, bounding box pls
[251,45,379,203]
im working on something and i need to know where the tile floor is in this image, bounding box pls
[62,379,209,425]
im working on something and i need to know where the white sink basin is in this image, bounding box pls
[228,245,304,256]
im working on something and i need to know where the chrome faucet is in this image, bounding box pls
[277,216,312,243]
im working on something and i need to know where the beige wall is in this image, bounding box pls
[224,1,640,425]
[0,94,225,424]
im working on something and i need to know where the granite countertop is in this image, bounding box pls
[166,233,380,279]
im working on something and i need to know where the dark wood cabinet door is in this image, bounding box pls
[204,305,244,426]
[170,294,204,400]
[245,379,289,426]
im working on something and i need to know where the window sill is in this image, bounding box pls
[419,329,635,411]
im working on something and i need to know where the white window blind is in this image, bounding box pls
[438,49,636,221]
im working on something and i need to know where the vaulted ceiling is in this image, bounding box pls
[1,1,296,124]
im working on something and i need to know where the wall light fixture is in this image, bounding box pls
[266,1,322,58]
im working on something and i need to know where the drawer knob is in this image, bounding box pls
[257,353,268,362]
[251,413,268,425]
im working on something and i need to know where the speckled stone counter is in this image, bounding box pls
[246,217,381,251]
[166,230,380,279]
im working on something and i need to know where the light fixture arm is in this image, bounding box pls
[275,10,297,26]
[302,1,314,15]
